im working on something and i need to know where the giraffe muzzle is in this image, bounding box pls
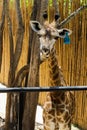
[42,47,50,55]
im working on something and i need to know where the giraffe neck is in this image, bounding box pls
[43,48,74,130]
[48,46,67,87]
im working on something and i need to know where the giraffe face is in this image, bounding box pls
[30,21,72,62]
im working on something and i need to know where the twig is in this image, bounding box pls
[57,5,87,28]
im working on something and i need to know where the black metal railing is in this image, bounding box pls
[0,86,87,130]
[0,86,87,93]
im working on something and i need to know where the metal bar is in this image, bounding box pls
[0,86,87,93]
[17,93,20,130]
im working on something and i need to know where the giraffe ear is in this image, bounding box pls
[30,21,42,33]
[58,28,72,38]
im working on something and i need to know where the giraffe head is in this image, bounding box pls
[30,14,72,62]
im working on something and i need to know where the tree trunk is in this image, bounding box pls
[22,0,42,130]
[5,0,24,130]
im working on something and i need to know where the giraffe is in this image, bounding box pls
[30,14,74,130]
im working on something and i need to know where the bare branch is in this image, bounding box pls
[5,0,15,86]
[57,5,87,28]
[41,0,48,13]
[41,0,49,21]
[12,65,29,87]
[0,0,5,30]
[52,0,59,14]
[0,0,5,71]
[14,0,25,71]
[52,0,60,21]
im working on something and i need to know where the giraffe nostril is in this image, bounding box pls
[42,47,49,53]
[45,48,49,52]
